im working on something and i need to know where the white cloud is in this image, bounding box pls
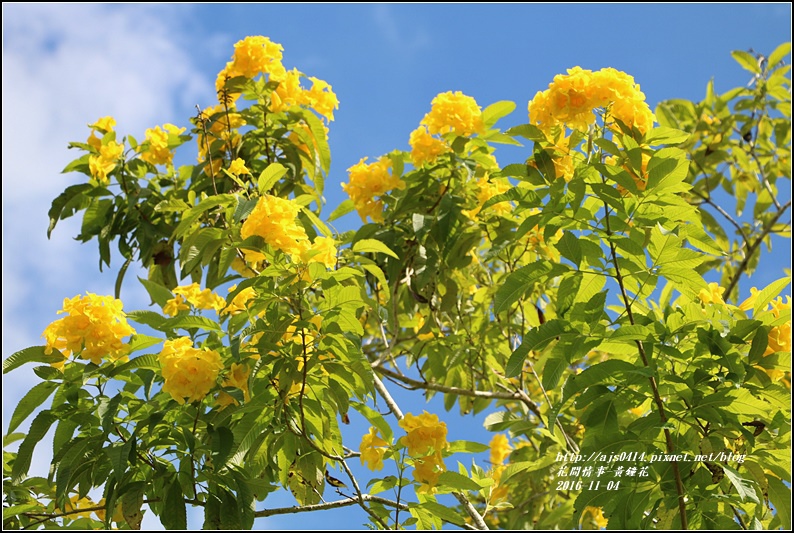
[2,5,209,528]
[372,5,431,58]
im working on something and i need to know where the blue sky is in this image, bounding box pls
[2,3,791,529]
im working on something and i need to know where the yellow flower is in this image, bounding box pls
[487,434,512,502]
[342,157,404,223]
[270,68,305,113]
[765,296,791,356]
[414,312,435,341]
[303,76,339,121]
[88,140,124,184]
[360,427,389,471]
[489,433,512,466]
[58,494,96,520]
[409,125,449,167]
[173,283,226,312]
[698,282,726,306]
[412,456,444,494]
[90,116,116,132]
[299,236,338,268]
[86,116,116,150]
[462,177,512,219]
[421,91,484,137]
[228,158,250,177]
[229,35,285,80]
[163,295,190,317]
[231,256,258,278]
[739,287,760,312]
[399,411,449,460]
[240,194,308,261]
[222,284,257,316]
[583,506,609,529]
[216,362,251,408]
[139,124,185,166]
[159,337,223,404]
[42,293,135,366]
[528,66,654,135]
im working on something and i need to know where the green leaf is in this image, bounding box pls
[768,42,792,68]
[7,381,58,434]
[161,315,223,333]
[557,231,582,268]
[11,410,57,481]
[753,277,791,316]
[562,360,638,404]
[352,402,393,442]
[174,194,235,238]
[328,199,355,222]
[731,50,761,74]
[138,277,173,307]
[419,501,465,526]
[301,206,333,237]
[506,319,571,378]
[257,163,288,194]
[352,238,399,259]
[643,127,690,146]
[303,109,332,174]
[505,124,547,141]
[767,475,791,529]
[3,346,64,374]
[107,353,160,378]
[127,334,163,354]
[494,261,568,314]
[722,465,759,503]
[47,184,92,238]
[437,471,482,492]
[162,478,187,530]
[542,354,568,391]
[482,100,516,128]
[126,310,168,330]
[447,440,489,453]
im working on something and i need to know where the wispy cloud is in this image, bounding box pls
[372,5,431,58]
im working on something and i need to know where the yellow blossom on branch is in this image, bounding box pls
[88,140,124,184]
[228,157,251,177]
[172,283,226,312]
[222,284,257,316]
[158,337,223,404]
[408,125,449,167]
[528,66,655,136]
[399,411,449,459]
[163,294,190,317]
[342,157,404,223]
[360,427,389,471]
[139,123,185,166]
[42,293,135,366]
[421,91,484,137]
[240,194,308,261]
[697,282,726,306]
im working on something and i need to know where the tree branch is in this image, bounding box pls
[254,494,408,518]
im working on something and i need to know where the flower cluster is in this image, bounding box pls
[360,427,390,471]
[582,506,609,528]
[399,411,449,493]
[215,36,338,122]
[42,293,135,367]
[163,283,226,317]
[342,157,404,223]
[158,337,223,404]
[408,91,484,167]
[766,297,792,356]
[139,123,185,166]
[86,117,123,184]
[488,433,512,502]
[528,67,655,136]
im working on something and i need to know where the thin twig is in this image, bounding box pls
[253,494,407,518]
